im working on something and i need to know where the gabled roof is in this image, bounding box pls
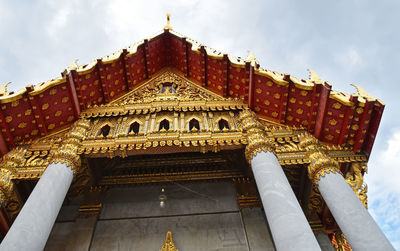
[0,27,384,157]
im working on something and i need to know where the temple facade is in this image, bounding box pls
[0,20,395,250]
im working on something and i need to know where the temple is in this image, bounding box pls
[0,17,394,251]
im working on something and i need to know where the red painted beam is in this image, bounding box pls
[246,62,255,109]
[201,46,207,87]
[184,38,190,77]
[314,83,331,139]
[279,74,291,124]
[0,108,15,147]
[96,60,108,104]
[337,99,353,145]
[0,130,8,156]
[223,54,230,98]
[120,49,131,91]
[143,39,150,79]
[353,101,370,153]
[308,84,318,132]
[65,72,81,118]
[363,101,384,157]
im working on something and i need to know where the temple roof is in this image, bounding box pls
[0,27,384,157]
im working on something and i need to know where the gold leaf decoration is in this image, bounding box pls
[18,122,27,129]
[42,103,49,110]
[333,102,342,109]
[256,88,262,94]
[62,97,69,103]
[329,119,338,126]
[5,116,12,123]
[296,108,304,115]
[11,100,19,107]
[49,89,57,95]
[55,110,62,117]
[48,123,55,130]
[274,93,281,99]
[25,109,32,116]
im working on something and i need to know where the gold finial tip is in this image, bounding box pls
[164,13,172,30]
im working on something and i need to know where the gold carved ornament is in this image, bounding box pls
[238,109,275,162]
[160,231,178,251]
[49,118,90,174]
[0,147,26,206]
[334,230,352,251]
[345,162,368,208]
[298,132,342,186]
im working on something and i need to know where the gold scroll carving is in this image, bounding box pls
[334,230,352,251]
[161,231,178,251]
[239,108,275,162]
[0,147,26,219]
[298,132,342,186]
[345,162,368,208]
[50,118,90,173]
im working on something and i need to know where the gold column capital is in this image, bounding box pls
[298,132,341,186]
[239,109,275,162]
[50,118,90,174]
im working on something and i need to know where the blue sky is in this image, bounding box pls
[0,0,399,248]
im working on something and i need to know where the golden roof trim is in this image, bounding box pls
[290,76,314,90]
[29,76,67,95]
[329,91,353,106]
[254,68,289,86]
[0,88,26,104]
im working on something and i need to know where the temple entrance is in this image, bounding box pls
[43,150,275,250]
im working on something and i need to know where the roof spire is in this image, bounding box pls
[307,69,323,84]
[246,50,259,67]
[164,13,172,30]
[0,82,10,96]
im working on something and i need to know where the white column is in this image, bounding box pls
[316,232,335,251]
[318,172,395,251]
[251,151,321,251]
[0,162,73,251]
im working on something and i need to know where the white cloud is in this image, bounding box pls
[366,129,400,249]
[334,47,364,69]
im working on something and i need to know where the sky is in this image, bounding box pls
[0,0,399,248]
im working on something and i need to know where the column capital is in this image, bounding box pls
[50,118,90,174]
[298,132,341,186]
[239,109,274,162]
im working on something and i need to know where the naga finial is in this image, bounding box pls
[66,59,79,72]
[351,84,375,101]
[164,13,172,30]
[246,50,259,67]
[307,69,323,84]
[0,82,10,96]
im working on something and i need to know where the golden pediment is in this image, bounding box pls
[111,70,226,106]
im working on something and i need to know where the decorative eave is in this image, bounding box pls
[0,27,384,157]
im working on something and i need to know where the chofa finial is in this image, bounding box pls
[307,69,323,84]
[246,51,259,67]
[0,82,10,96]
[164,13,172,30]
